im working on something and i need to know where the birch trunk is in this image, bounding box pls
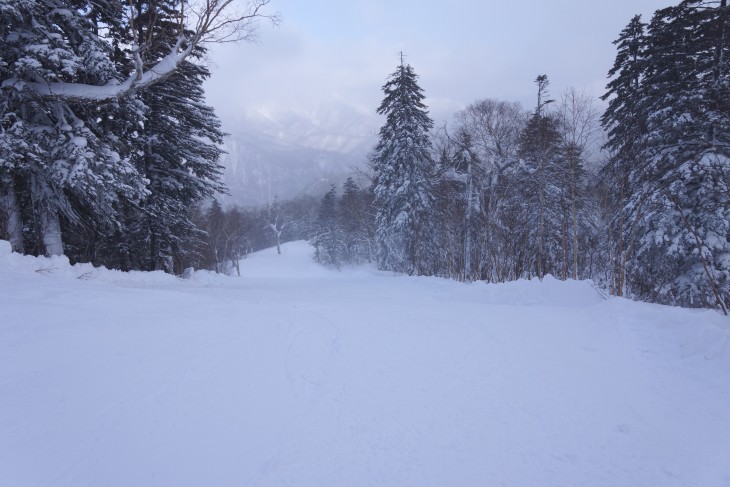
[40,206,64,256]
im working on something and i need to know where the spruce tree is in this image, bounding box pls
[340,177,370,264]
[312,185,345,268]
[372,57,439,275]
[0,0,146,256]
[600,14,647,296]
[123,0,226,272]
[517,75,562,279]
[636,1,729,311]
[601,1,730,312]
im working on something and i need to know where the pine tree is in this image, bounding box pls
[600,14,648,296]
[205,199,226,273]
[372,57,439,275]
[517,75,563,279]
[312,185,345,268]
[0,0,146,256]
[121,0,226,272]
[601,2,730,312]
[632,1,730,311]
[339,177,370,264]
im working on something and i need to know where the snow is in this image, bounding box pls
[1,240,729,487]
[70,136,87,148]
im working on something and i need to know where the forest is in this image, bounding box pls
[1,0,729,313]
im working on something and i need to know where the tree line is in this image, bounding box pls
[1,0,728,313]
[0,0,275,272]
[313,0,730,314]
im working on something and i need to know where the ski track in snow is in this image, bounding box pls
[0,240,729,487]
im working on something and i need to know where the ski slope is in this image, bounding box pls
[1,240,728,487]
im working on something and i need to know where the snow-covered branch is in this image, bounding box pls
[1,0,279,103]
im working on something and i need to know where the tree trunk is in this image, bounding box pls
[1,179,24,253]
[561,217,568,280]
[464,163,473,281]
[616,175,627,297]
[40,206,63,256]
[570,160,579,280]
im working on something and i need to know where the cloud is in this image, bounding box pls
[204,0,669,134]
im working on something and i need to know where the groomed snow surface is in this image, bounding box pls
[1,240,729,487]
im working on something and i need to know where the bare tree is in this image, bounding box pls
[556,88,600,279]
[265,197,290,255]
[454,98,526,282]
[1,0,280,103]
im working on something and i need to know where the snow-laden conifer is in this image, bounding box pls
[372,57,439,275]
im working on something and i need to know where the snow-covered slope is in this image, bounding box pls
[217,101,378,207]
[1,240,728,487]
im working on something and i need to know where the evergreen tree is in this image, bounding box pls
[600,15,648,296]
[372,57,439,275]
[339,177,371,264]
[0,0,146,256]
[612,1,730,312]
[312,185,345,268]
[517,75,563,278]
[205,199,226,273]
[599,2,730,312]
[121,0,226,272]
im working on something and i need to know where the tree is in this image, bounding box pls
[439,128,482,281]
[556,88,599,280]
[372,56,439,275]
[265,196,289,255]
[641,1,730,312]
[0,0,276,262]
[312,185,345,268]
[600,14,648,296]
[602,1,730,313]
[0,0,279,103]
[517,75,562,279]
[454,98,526,282]
[339,177,371,264]
[121,0,227,272]
[0,0,147,256]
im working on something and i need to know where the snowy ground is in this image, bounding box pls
[1,240,729,487]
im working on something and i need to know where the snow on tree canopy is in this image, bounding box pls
[372,57,440,276]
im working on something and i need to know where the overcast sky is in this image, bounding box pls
[204,0,670,129]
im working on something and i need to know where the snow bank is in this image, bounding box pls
[0,239,234,287]
[479,273,606,306]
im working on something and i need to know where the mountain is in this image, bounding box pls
[217,100,379,207]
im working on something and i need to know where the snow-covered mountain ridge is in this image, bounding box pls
[218,101,379,206]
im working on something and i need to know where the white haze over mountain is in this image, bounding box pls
[216,98,379,207]
[204,0,669,207]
